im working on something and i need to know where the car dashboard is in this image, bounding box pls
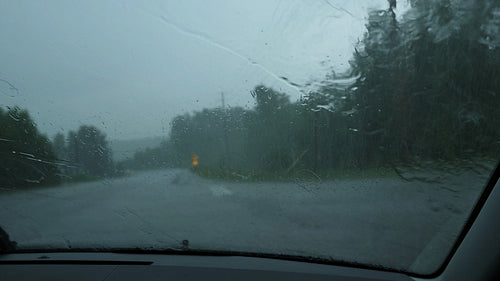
[0,252,413,281]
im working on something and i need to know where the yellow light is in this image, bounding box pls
[192,154,199,166]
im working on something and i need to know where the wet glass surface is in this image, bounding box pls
[0,0,499,275]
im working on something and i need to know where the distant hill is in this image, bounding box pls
[109,136,166,162]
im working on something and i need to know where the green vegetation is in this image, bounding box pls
[64,126,113,177]
[123,0,499,180]
[2,0,499,185]
[1,107,115,189]
[191,165,396,182]
[0,107,60,188]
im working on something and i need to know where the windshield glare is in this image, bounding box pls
[0,0,499,276]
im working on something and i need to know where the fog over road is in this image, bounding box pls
[0,168,490,272]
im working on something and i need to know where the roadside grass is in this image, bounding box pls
[190,165,397,182]
[190,155,498,182]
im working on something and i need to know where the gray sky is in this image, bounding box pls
[0,0,408,140]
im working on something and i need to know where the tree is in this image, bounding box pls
[0,106,61,187]
[247,85,294,172]
[66,125,112,176]
[52,132,66,160]
[338,0,500,164]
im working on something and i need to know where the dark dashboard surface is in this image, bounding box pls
[0,252,412,281]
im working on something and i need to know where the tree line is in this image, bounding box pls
[123,0,499,175]
[0,106,113,188]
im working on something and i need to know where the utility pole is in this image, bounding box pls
[221,92,230,167]
[313,110,318,173]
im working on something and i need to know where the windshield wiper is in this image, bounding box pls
[0,226,17,253]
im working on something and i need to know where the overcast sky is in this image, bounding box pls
[0,0,408,140]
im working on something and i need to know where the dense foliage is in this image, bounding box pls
[343,0,500,164]
[63,126,113,177]
[0,106,114,188]
[0,107,60,187]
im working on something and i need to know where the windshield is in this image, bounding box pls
[0,0,499,276]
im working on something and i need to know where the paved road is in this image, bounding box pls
[0,167,490,273]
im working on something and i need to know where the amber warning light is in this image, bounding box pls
[192,154,199,166]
